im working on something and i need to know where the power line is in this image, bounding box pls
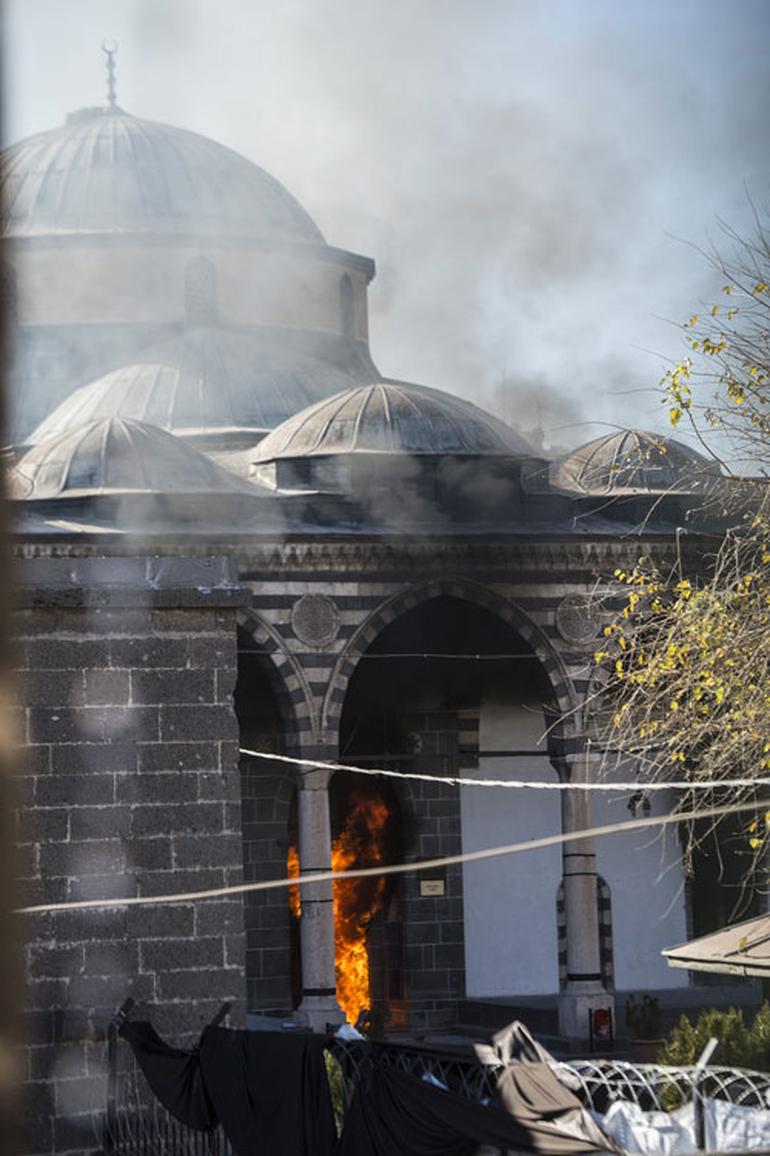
[239,748,770,795]
[237,651,559,661]
[15,799,764,916]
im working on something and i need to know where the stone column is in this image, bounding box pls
[556,748,614,1042]
[296,756,344,1030]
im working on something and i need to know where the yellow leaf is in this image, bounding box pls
[739,935,749,951]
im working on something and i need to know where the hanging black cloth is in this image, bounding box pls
[119,1022,337,1156]
[118,1021,216,1132]
[337,1061,617,1156]
[198,1026,337,1156]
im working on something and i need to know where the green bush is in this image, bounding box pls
[659,1002,770,1071]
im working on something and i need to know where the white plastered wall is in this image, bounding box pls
[593,766,689,991]
[461,695,562,997]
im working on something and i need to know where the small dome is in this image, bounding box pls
[2,107,323,243]
[552,429,721,495]
[11,417,258,500]
[251,381,533,463]
[27,331,362,447]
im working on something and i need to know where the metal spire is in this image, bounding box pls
[102,39,118,110]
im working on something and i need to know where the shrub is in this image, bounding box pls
[659,1002,770,1071]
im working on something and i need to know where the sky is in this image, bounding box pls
[4,0,770,450]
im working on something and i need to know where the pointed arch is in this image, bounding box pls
[321,575,578,737]
[237,608,317,750]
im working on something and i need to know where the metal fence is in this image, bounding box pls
[103,1004,770,1155]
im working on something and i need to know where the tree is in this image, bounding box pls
[591,207,770,863]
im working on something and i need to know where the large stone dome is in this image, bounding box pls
[27,330,361,448]
[11,417,258,500]
[552,429,721,495]
[1,106,323,243]
[251,381,533,462]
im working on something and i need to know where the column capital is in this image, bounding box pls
[298,765,334,791]
[550,744,604,781]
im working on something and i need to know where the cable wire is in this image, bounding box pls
[15,799,763,915]
[239,747,770,794]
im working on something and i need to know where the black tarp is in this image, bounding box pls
[337,1060,617,1156]
[118,1021,216,1132]
[120,1020,616,1156]
[120,1022,337,1156]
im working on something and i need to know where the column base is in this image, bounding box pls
[296,993,345,1033]
[558,982,614,1043]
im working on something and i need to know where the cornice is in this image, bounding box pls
[13,531,716,576]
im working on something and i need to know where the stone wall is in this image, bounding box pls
[13,556,249,1156]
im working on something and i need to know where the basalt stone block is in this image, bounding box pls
[130,801,223,837]
[160,705,234,742]
[139,937,224,973]
[19,669,86,709]
[20,806,70,843]
[156,968,242,1002]
[81,941,139,978]
[172,833,239,869]
[124,837,174,871]
[109,637,189,669]
[126,905,194,940]
[25,638,112,671]
[52,742,136,774]
[131,669,215,706]
[115,771,198,805]
[68,805,132,841]
[83,669,130,705]
[27,945,84,981]
[36,767,115,807]
[138,740,219,772]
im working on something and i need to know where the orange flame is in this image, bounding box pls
[332,793,390,1025]
[286,792,391,1025]
[287,844,301,919]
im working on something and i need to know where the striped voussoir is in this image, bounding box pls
[237,609,317,745]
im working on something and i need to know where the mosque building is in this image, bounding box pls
[4,57,756,1155]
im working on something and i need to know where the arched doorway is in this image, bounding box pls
[338,594,560,1029]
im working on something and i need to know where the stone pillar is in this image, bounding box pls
[556,748,614,1042]
[296,756,344,1030]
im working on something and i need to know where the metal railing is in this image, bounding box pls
[104,1004,770,1155]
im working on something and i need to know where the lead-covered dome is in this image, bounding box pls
[27,330,361,448]
[2,107,323,243]
[552,429,722,495]
[11,417,258,500]
[251,381,532,463]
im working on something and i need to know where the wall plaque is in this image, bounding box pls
[555,593,601,645]
[291,593,340,647]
